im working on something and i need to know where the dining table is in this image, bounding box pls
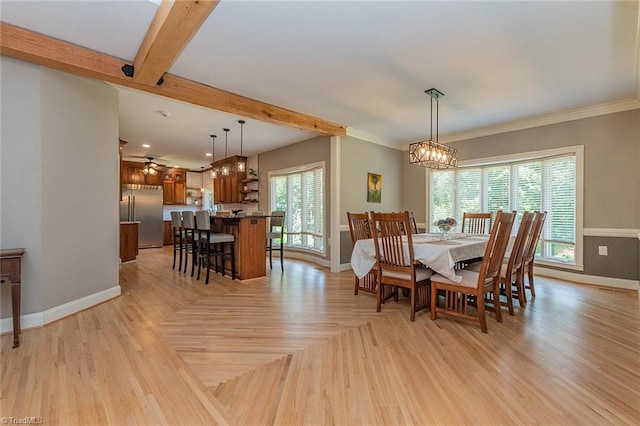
[350,233,489,284]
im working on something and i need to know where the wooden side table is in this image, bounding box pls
[1,248,25,348]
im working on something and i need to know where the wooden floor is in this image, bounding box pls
[2,247,639,425]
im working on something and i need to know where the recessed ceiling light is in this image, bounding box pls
[142,144,151,148]
[205,153,212,157]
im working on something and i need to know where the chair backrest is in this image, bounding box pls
[505,211,535,274]
[170,211,182,228]
[195,210,211,231]
[408,211,419,234]
[182,211,195,230]
[347,212,372,246]
[524,211,547,265]
[370,211,415,275]
[462,212,493,234]
[270,211,285,228]
[476,210,515,286]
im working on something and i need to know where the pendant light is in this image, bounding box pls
[222,128,230,176]
[200,166,205,192]
[237,120,246,172]
[408,88,458,169]
[210,134,218,179]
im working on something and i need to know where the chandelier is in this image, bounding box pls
[142,157,158,175]
[409,88,458,169]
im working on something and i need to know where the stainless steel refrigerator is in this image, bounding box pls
[120,184,164,248]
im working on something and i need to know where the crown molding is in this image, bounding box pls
[346,127,399,149]
[440,97,640,144]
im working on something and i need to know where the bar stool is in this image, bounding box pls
[195,211,236,284]
[266,211,285,271]
[170,211,184,270]
[181,211,197,276]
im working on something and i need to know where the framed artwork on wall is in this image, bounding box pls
[367,172,382,203]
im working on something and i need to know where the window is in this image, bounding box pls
[430,146,583,267]
[269,162,324,253]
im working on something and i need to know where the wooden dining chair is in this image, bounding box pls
[522,211,547,302]
[370,211,432,321]
[408,211,419,234]
[462,212,493,234]
[347,212,378,295]
[430,210,515,333]
[498,211,534,315]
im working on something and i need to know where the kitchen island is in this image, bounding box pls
[119,221,140,262]
[211,215,266,280]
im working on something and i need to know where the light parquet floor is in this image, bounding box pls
[1,246,639,425]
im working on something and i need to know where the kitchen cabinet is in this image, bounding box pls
[121,161,163,186]
[163,221,173,245]
[119,222,139,262]
[212,156,247,204]
[162,168,187,205]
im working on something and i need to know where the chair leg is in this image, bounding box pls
[354,276,360,295]
[205,243,211,285]
[178,234,183,271]
[191,241,197,277]
[279,240,284,271]
[504,280,515,316]
[230,242,236,280]
[492,285,502,323]
[477,293,488,333]
[409,286,416,322]
[268,240,273,270]
[183,230,190,274]
[430,285,438,320]
[516,269,526,307]
[196,248,202,281]
[172,237,177,269]
[527,263,536,297]
[376,283,383,312]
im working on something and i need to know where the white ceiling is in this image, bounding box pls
[2,0,639,170]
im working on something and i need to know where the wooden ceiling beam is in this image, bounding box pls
[133,0,219,86]
[0,22,347,137]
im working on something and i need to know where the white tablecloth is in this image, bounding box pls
[350,233,489,283]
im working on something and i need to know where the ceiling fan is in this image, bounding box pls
[142,157,160,175]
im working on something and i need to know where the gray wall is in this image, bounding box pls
[258,136,331,260]
[401,109,640,280]
[1,57,120,318]
[340,136,404,264]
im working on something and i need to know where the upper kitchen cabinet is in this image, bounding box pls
[162,168,187,205]
[121,161,163,186]
[212,156,247,204]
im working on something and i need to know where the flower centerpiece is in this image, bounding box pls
[433,217,457,239]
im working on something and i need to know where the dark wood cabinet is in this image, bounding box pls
[212,156,247,203]
[121,161,163,186]
[163,221,173,245]
[162,168,187,205]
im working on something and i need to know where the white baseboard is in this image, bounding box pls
[279,251,331,269]
[1,285,121,334]
[534,266,639,291]
[339,262,353,272]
